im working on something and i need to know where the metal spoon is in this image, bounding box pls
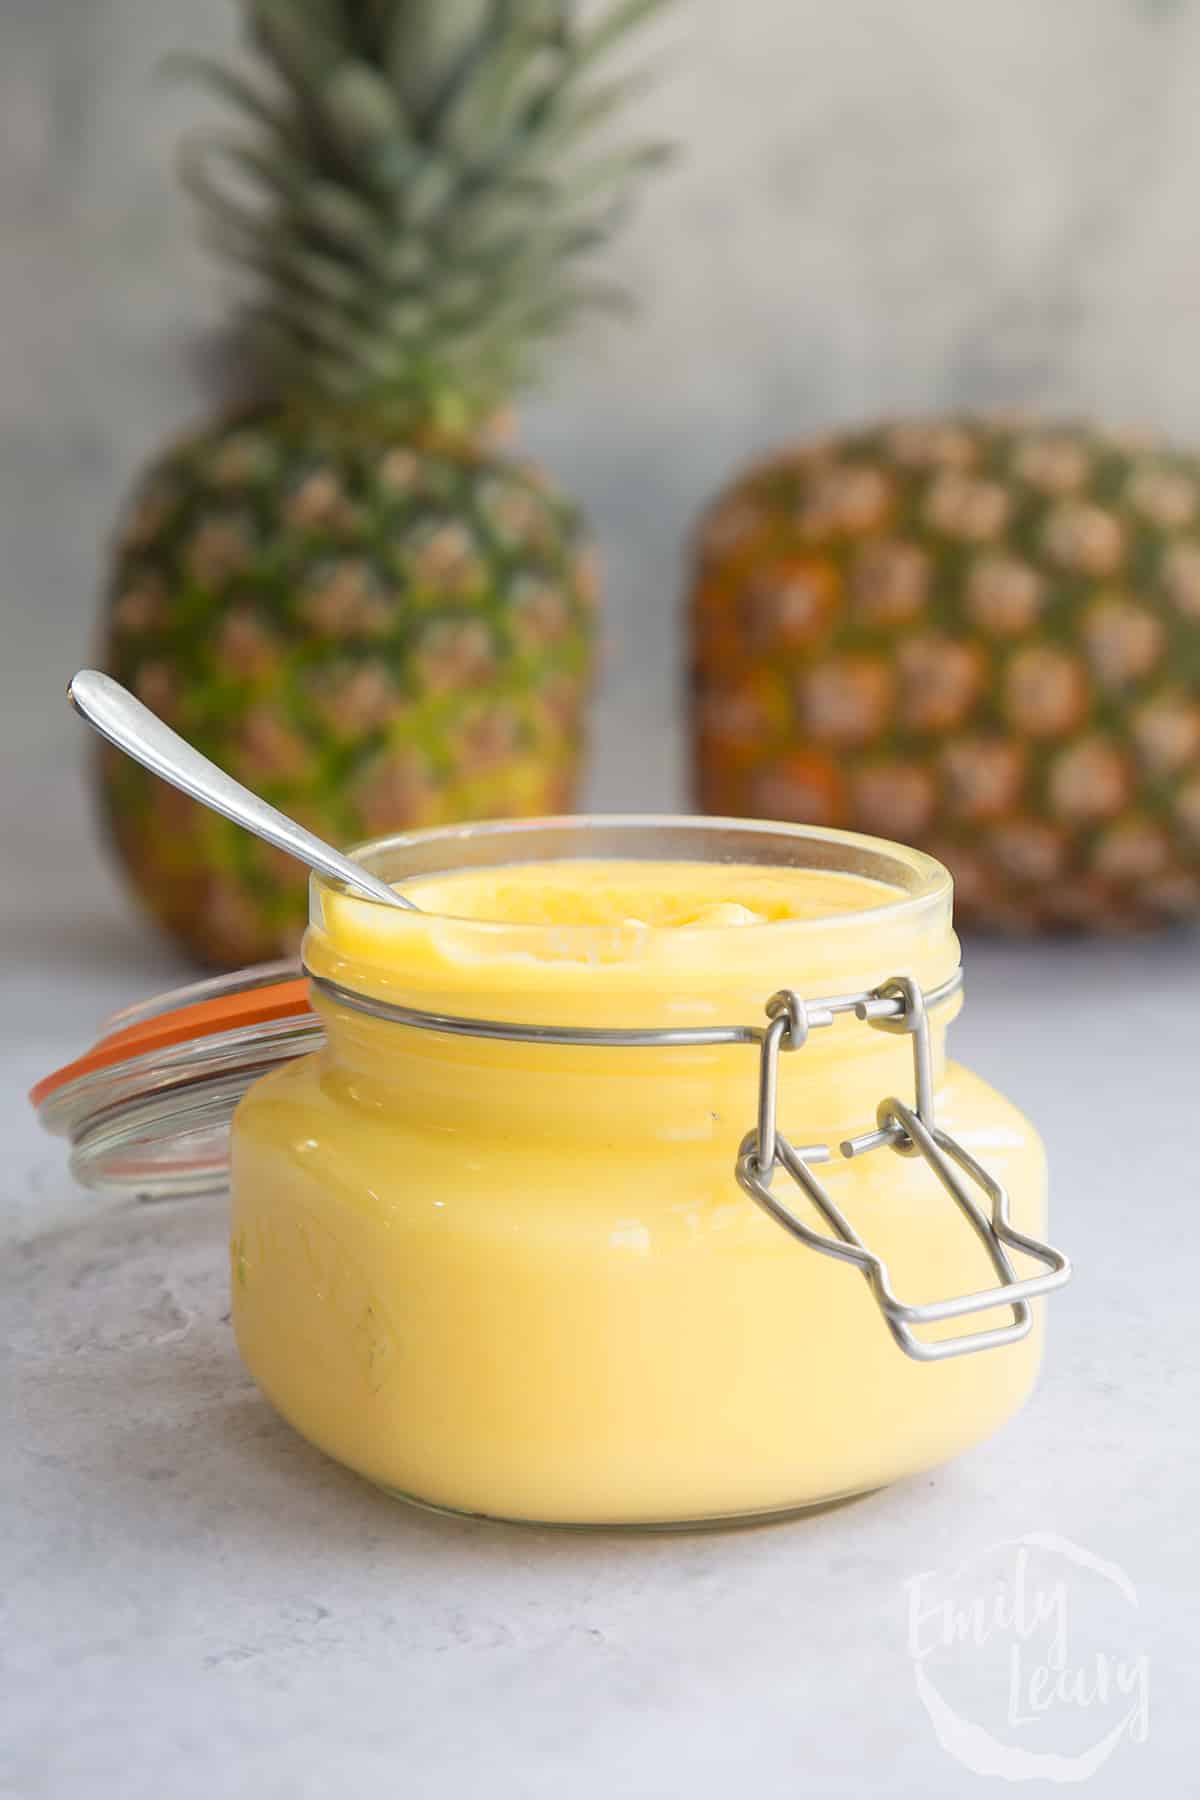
[67,669,418,911]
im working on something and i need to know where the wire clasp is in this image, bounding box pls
[735,974,1071,1361]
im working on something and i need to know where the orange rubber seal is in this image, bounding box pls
[29,977,312,1111]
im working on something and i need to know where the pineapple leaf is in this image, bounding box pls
[279,245,367,306]
[338,0,396,61]
[379,237,432,282]
[562,0,675,80]
[387,0,497,122]
[177,0,672,427]
[178,136,267,241]
[215,138,304,204]
[365,138,425,192]
[320,64,412,153]
[384,296,434,338]
[436,10,558,156]
[162,53,298,147]
[400,156,459,225]
[246,291,383,362]
[302,181,388,256]
[248,0,343,93]
[550,141,675,210]
[540,68,662,147]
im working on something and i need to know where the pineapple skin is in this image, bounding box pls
[100,411,596,966]
[689,418,1200,930]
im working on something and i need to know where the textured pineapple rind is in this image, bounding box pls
[100,411,597,967]
[690,416,1200,930]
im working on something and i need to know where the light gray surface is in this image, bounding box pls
[3,758,1198,1798]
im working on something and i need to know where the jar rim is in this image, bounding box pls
[310,814,953,937]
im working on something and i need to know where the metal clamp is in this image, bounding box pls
[735,976,1071,1362]
[841,975,935,1158]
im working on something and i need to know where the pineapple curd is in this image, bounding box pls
[229,819,1049,1526]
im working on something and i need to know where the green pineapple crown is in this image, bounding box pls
[176,0,673,436]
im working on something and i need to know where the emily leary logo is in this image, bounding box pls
[905,1534,1150,1782]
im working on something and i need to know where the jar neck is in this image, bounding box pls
[302,816,960,1151]
[312,980,959,1154]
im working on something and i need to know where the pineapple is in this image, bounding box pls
[689,418,1200,930]
[100,0,670,967]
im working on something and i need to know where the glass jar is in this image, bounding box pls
[228,816,1068,1528]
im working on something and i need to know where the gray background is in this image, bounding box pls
[7,0,1200,822]
[3,4,1199,1797]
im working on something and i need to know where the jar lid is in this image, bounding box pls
[31,961,321,1200]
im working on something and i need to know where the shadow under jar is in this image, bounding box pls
[229,816,1068,1528]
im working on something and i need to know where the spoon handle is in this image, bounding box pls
[68,670,416,912]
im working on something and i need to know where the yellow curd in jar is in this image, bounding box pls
[230,820,1048,1526]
